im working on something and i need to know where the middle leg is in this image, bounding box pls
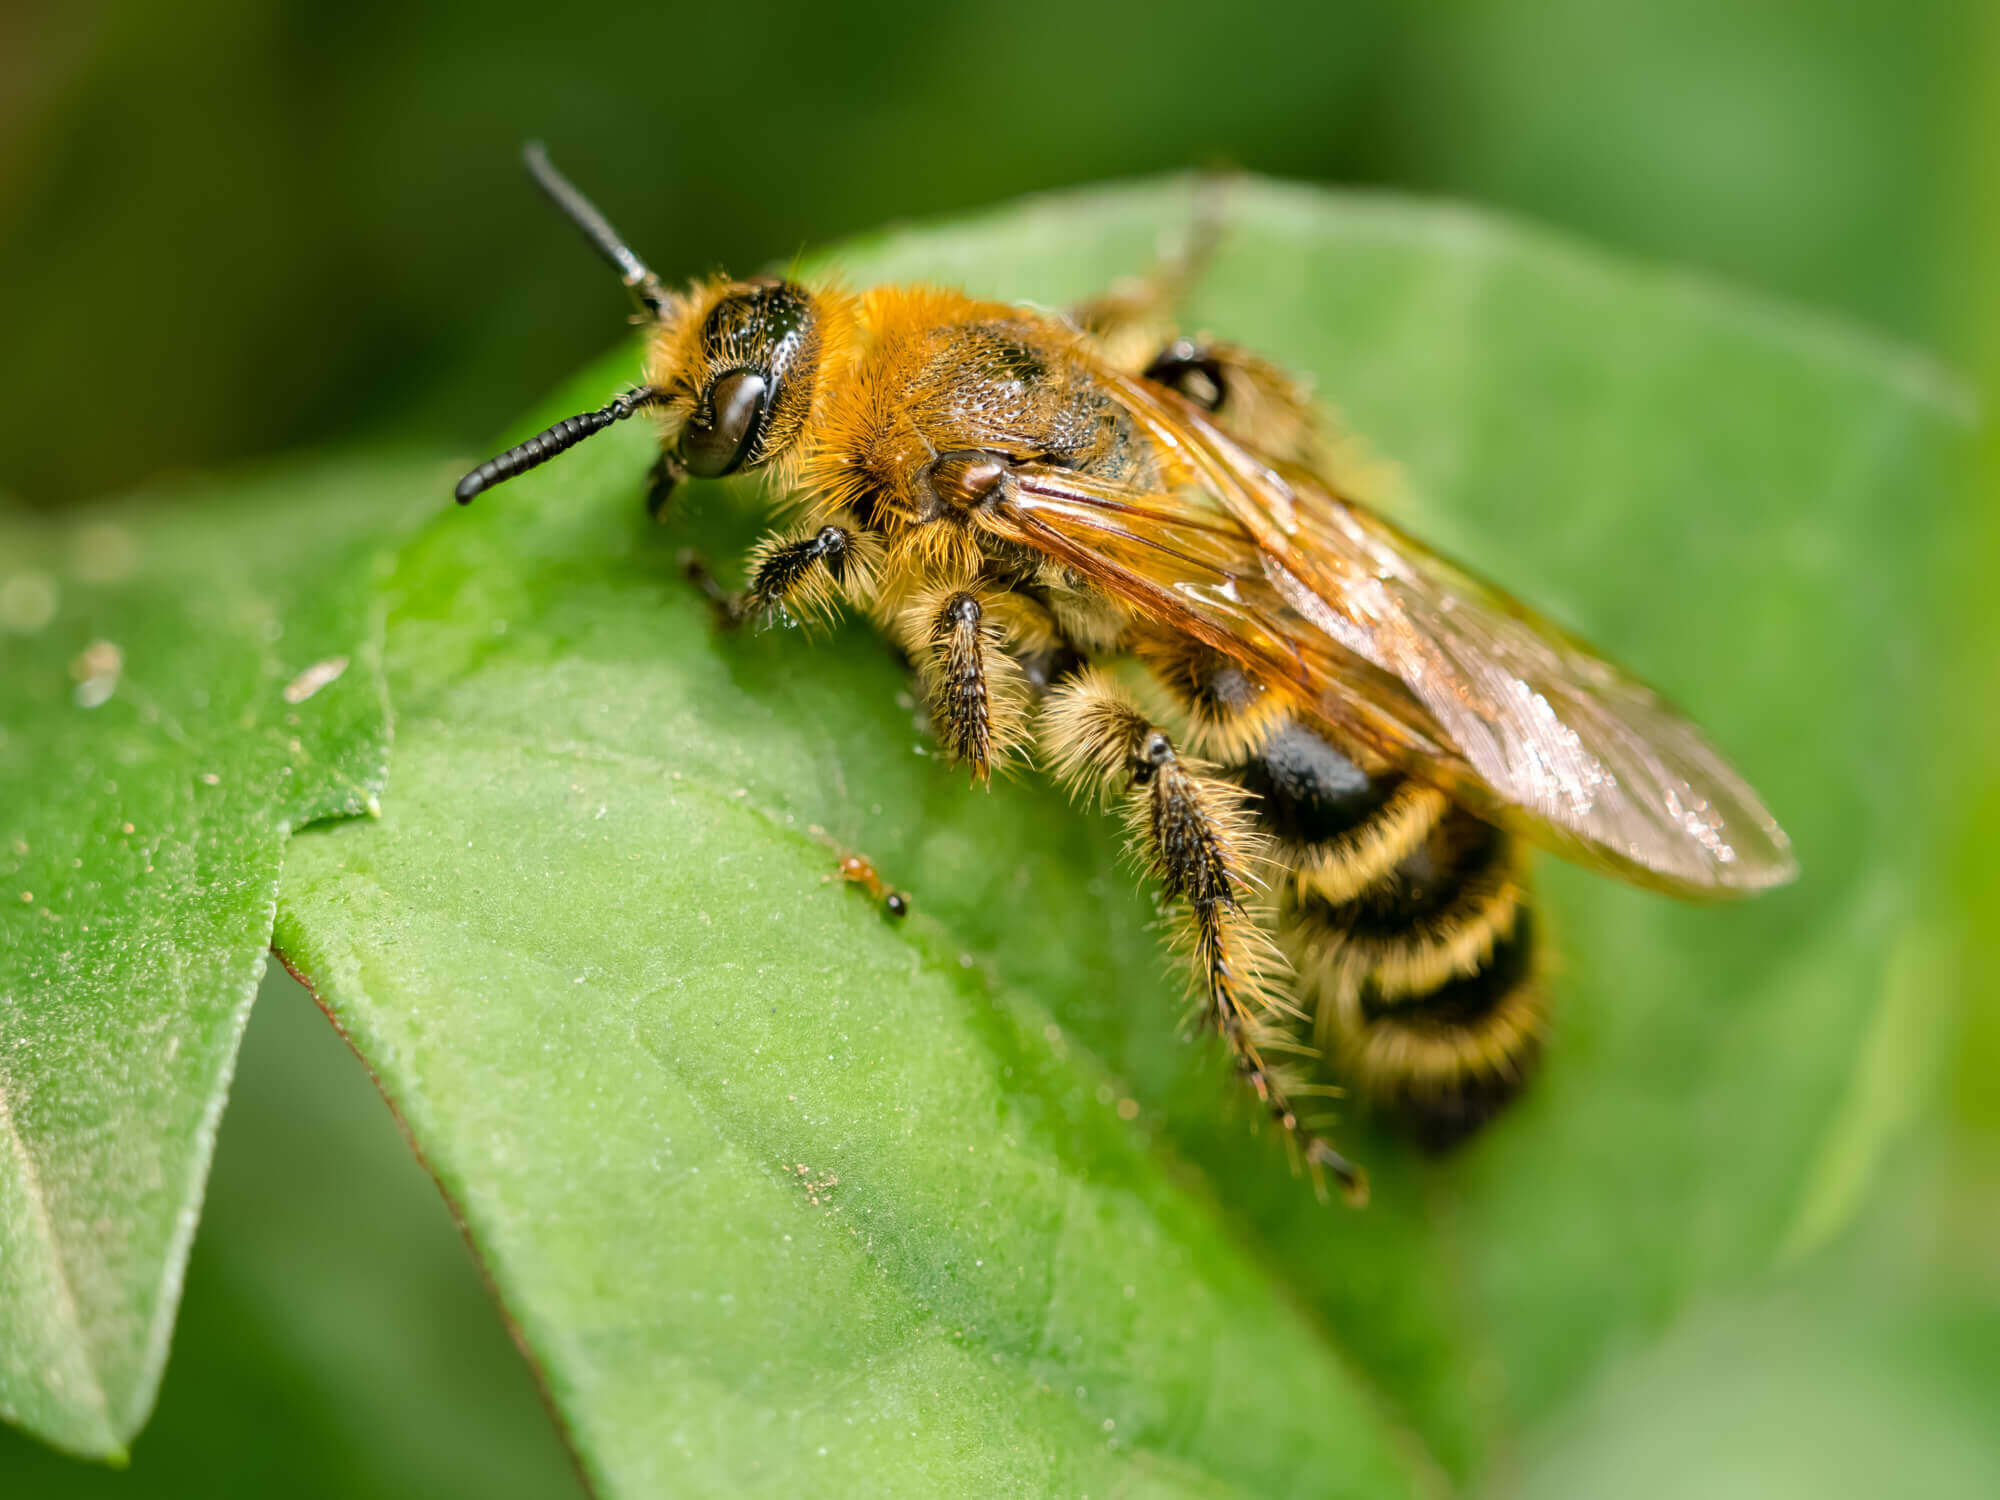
[882,571,1084,782]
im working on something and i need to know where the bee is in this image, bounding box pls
[456,146,1797,1203]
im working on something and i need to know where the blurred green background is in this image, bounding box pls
[1,0,1992,1494]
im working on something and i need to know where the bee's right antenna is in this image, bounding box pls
[523,141,669,318]
[454,386,666,503]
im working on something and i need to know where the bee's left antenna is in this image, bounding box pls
[523,141,668,318]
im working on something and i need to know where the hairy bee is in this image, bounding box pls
[456,147,1797,1203]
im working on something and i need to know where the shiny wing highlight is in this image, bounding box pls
[988,365,1796,898]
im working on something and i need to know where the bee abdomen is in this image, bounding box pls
[1231,719,1545,1149]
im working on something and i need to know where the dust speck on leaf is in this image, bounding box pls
[68,639,123,708]
[74,675,118,709]
[791,1163,841,1208]
[283,655,350,704]
[68,640,121,678]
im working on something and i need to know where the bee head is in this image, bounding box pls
[450,149,829,508]
[658,278,821,479]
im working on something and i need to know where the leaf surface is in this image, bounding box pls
[0,456,445,1456]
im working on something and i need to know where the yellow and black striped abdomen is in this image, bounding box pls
[1231,719,1546,1149]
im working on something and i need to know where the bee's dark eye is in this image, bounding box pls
[682,370,769,477]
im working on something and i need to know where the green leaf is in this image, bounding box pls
[1508,1166,2000,1500]
[0,968,583,1496]
[0,455,447,1457]
[272,178,1967,1495]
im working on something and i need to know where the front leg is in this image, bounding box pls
[744,524,879,626]
[684,522,881,631]
[644,453,686,522]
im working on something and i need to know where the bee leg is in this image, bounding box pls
[644,453,686,521]
[1077,278,1333,471]
[900,586,1028,782]
[982,588,1087,696]
[1008,638,1087,696]
[677,549,744,629]
[744,525,861,623]
[693,523,879,633]
[1135,639,1545,1153]
[929,593,994,774]
[1041,668,1368,1205]
[1068,175,1229,365]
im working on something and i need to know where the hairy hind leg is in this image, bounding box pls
[1041,667,1367,1204]
[1135,634,1546,1151]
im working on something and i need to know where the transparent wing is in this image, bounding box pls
[987,367,1797,898]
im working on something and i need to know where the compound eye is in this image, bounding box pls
[682,369,769,477]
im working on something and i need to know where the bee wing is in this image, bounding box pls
[991,368,1797,898]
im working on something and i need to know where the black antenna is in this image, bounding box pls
[523,141,668,317]
[455,387,665,503]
